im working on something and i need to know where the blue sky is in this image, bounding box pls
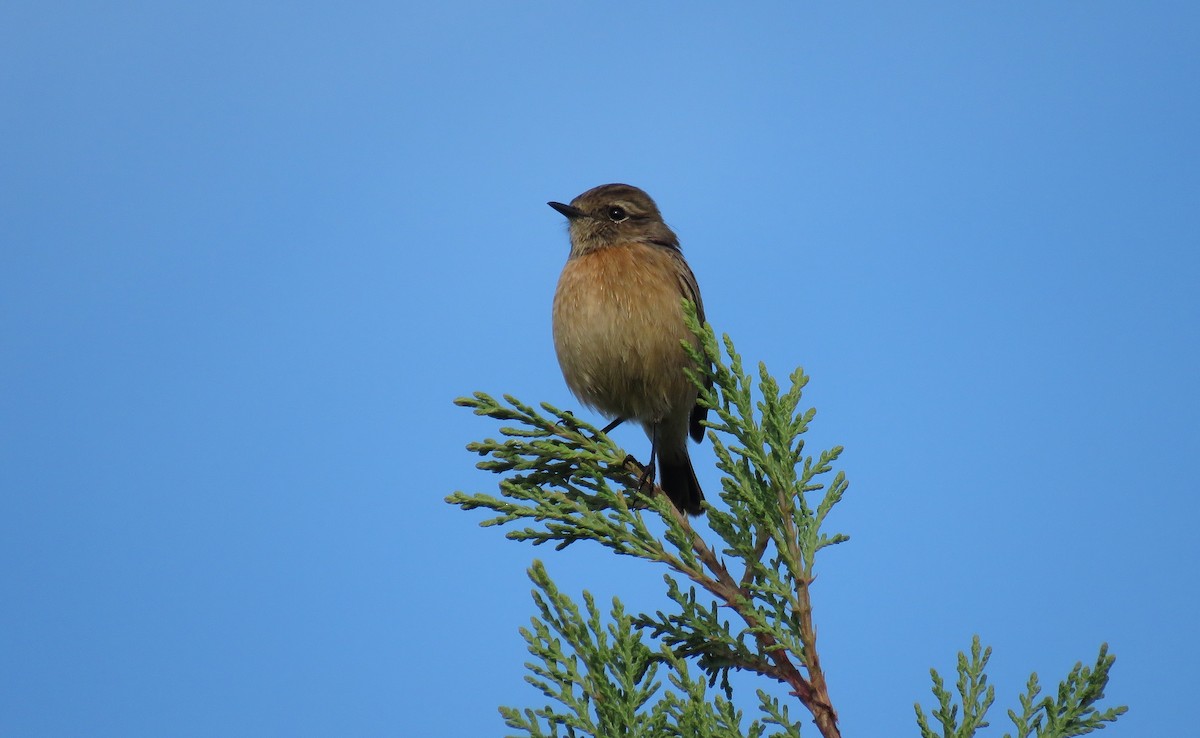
[3,2,1197,736]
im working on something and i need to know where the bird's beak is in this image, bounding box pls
[548,201,586,220]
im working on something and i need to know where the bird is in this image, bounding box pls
[548,183,710,515]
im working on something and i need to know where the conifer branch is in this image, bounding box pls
[449,302,1125,737]
[915,636,1127,738]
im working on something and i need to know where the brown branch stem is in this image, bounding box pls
[662,502,841,738]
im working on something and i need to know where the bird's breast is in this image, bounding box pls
[551,242,700,423]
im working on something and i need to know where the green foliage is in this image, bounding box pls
[915,637,1126,738]
[1004,642,1127,738]
[915,637,997,738]
[448,301,1125,737]
[501,559,804,738]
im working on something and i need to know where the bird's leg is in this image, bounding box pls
[637,426,658,491]
[599,417,626,435]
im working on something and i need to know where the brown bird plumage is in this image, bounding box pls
[549,184,709,515]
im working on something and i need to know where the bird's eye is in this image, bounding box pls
[607,206,628,222]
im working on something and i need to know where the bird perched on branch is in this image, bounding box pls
[548,183,710,515]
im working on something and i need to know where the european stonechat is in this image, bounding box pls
[549,184,709,515]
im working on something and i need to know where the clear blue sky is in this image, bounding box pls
[3,2,1197,736]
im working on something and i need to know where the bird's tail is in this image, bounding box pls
[658,449,704,516]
